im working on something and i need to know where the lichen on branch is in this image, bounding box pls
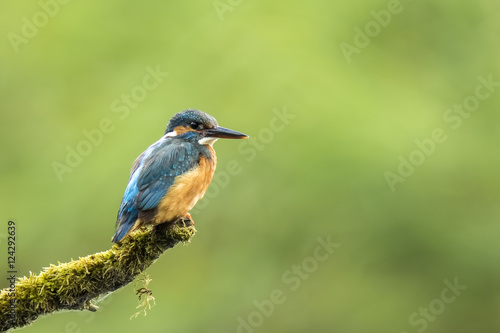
[0,218,196,332]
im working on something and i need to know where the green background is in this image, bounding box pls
[1,1,499,332]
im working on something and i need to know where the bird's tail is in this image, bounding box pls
[112,209,139,242]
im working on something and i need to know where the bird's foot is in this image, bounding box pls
[184,213,194,225]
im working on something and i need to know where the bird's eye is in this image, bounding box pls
[190,122,199,130]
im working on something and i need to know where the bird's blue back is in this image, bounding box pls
[113,133,208,242]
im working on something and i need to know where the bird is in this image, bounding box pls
[112,109,248,242]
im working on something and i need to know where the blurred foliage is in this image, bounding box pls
[1,1,499,332]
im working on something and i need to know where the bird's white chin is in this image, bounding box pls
[198,137,219,146]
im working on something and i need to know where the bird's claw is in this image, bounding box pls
[180,213,194,227]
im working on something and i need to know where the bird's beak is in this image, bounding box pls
[203,126,249,139]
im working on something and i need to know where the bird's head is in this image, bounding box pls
[165,109,248,145]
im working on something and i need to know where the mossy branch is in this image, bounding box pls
[0,218,196,332]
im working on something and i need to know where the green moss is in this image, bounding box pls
[0,219,196,332]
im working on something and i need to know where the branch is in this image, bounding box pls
[0,218,196,332]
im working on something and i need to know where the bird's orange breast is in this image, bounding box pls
[154,147,217,224]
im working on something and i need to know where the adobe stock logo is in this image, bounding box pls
[400,278,467,333]
[385,74,499,192]
[339,0,404,63]
[52,65,168,182]
[190,106,295,215]
[213,0,245,21]
[7,0,73,54]
[227,236,339,333]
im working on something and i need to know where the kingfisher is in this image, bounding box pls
[112,109,248,242]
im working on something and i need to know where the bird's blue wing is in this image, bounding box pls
[135,140,199,210]
[113,139,199,242]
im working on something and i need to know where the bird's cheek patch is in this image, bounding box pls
[174,126,196,135]
[164,125,195,138]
